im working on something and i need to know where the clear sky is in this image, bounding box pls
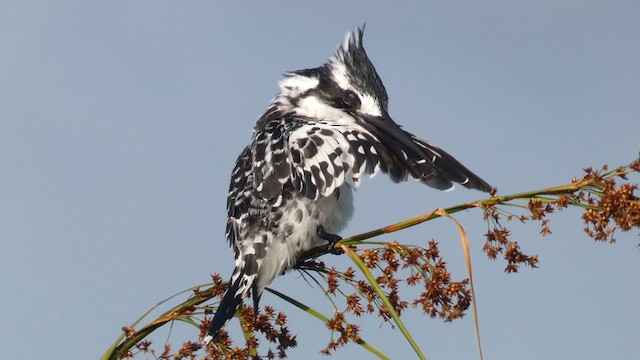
[1,2,639,359]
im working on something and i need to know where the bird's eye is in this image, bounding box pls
[341,90,360,109]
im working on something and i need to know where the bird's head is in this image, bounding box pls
[275,26,428,162]
[277,26,387,122]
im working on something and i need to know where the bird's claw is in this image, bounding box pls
[317,225,344,255]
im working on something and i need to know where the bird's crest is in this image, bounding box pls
[328,26,389,111]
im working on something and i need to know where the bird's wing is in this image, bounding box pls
[285,123,493,198]
[226,146,255,252]
[250,115,492,206]
[212,145,264,337]
[251,117,298,206]
[287,121,399,200]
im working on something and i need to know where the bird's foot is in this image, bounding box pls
[317,225,344,255]
[293,258,325,270]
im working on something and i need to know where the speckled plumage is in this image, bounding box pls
[205,27,491,343]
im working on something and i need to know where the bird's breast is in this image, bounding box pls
[276,184,354,257]
[314,184,354,235]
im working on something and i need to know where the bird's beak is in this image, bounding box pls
[358,112,425,161]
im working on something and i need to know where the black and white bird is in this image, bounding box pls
[205,27,491,343]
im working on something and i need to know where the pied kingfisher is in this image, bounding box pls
[205,27,491,343]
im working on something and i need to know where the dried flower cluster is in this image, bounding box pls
[480,159,640,273]
[201,304,297,359]
[579,163,640,243]
[112,273,297,360]
[481,203,541,273]
[314,240,471,355]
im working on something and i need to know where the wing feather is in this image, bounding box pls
[405,132,492,192]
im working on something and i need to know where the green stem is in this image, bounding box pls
[297,178,598,262]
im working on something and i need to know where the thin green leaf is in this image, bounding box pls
[434,208,483,360]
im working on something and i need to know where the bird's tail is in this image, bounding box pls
[204,267,256,344]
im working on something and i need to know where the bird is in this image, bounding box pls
[204,26,491,344]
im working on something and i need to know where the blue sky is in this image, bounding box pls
[1,2,639,359]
